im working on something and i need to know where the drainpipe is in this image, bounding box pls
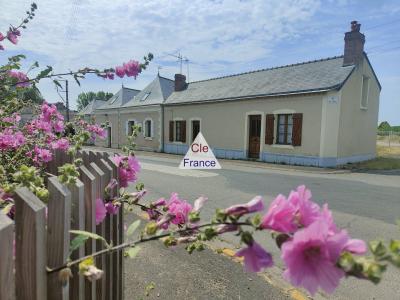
[160,104,165,152]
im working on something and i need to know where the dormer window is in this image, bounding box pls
[141,92,150,101]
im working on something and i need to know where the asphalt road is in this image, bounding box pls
[120,151,400,300]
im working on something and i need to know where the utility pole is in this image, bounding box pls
[65,80,70,122]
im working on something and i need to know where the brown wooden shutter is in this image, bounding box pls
[265,114,275,145]
[181,121,186,143]
[292,113,303,146]
[169,121,174,142]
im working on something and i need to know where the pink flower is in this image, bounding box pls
[166,193,192,225]
[106,72,114,80]
[7,71,30,87]
[115,66,125,78]
[261,194,297,233]
[288,185,320,227]
[192,196,207,213]
[87,124,107,139]
[95,198,107,225]
[33,146,53,163]
[53,120,64,133]
[225,196,264,216]
[7,31,18,44]
[113,155,141,187]
[0,33,4,41]
[0,44,4,51]
[343,239,367,254]
[152,198,166,207]
[281,219,347,295]
[105,202,120,215]
[0,130,25,150]
[51,138,69,151]
[235,241,273,272]
[123,60,140,78]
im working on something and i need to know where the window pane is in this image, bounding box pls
[288,115,293,125]
[278,133,285,144]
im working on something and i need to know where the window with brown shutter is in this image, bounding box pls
[169,121,174,142]
[292,113,303,146]
[265,114,275,145]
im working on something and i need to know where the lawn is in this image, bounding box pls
[341,145,400,170]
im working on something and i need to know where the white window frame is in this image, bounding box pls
[143,118,154,140]
[125,119,138,136]
[360,75,370,110]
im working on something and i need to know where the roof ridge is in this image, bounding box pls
[158,75,174,82]
[123,87,140,91]
[189,55,344,84]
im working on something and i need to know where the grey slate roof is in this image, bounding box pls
[79,99,107,115]
[97,87,140,110]
[165,56,355,105]
[122,75,174,107]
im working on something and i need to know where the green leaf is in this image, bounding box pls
[125,246,141,258]
[126,220,141,236]
[69,235,89,255]
[69,230,110,248]
[37,66,53,79]
[53,80,62,89]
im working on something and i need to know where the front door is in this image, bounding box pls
[248,115,261,158]
[107,127,112,148]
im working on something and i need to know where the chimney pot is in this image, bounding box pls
[343,21,365,66]
[174,74,187,91]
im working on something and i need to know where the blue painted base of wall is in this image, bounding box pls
[163,144,374,168]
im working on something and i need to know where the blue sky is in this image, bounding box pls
[1,0,399,125]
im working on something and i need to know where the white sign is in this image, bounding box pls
[179,132,221,169]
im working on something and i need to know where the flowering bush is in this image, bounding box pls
[1,3,399,298]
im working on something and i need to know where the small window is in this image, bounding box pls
[175,121,186,142]
[141,92,150,101]
[110,95,118,104]
[276,114,293,145]
[361,75,369,109]
[144,119,152,138]
[127,120,135,136]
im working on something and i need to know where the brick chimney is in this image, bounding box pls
[343,21,365,66]
[174,74,187,91]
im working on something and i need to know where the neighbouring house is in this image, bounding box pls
[93,75,174,151]
[162,21,381,167]
[93,86,140,148]
[78,99,108,121]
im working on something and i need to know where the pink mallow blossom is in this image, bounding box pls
[51,138,69,151]
[7,31,18,44]
[7,71,30,87]
[281,219,366,295]
[115,66,125,78]
[113,155,141,188]
[225,196,264,217]
[0,130,25,150]
[166,193,192,225]
[261,185,321,234]
[95,198,107,225]
[235,241,273,272]
[33,146,53,164]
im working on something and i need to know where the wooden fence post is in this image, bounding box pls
[79,165,97,300]
[14,187,47,300]
[0,213,14,300]
[69,179,85,300]
[88,160,107,300]
[47,177,71,300]
[104,154,123,300]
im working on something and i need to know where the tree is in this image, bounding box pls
[378,121,391,131]
[77,91,113,111]
[19,85,44,104]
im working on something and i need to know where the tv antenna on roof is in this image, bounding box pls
[166,52,184,74]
